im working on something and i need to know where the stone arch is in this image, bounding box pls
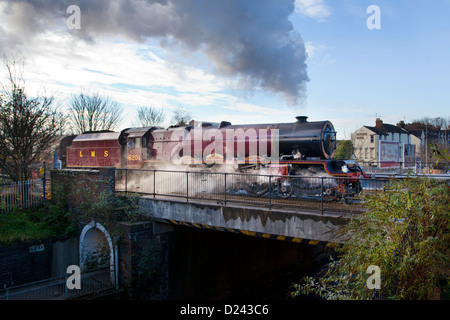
[79,221,115,283]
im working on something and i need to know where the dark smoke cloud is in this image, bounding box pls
[1,0,309,105]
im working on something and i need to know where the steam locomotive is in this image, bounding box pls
[60,116,368,199]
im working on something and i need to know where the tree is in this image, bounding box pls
[68,89,123,133]
[170,106,192,126]
[407,117,450,164]
[0,57,65,181]
[135,106,165,127]
[292,177,449,300]
[412,117,449,131]
[333,140,353,160]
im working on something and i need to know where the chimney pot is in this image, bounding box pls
[396,121,405,128]
[376,118,383,129]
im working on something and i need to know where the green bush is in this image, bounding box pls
[292,177,450,300]
[0,203,76,244]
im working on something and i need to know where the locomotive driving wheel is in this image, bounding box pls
[277,179,293,198]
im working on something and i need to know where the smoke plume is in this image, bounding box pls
[1,0,309,105]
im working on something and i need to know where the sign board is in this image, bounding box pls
[403,144,416,168]
[379,141,400,168]
[29,244,45,253]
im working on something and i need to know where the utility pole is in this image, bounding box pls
[425,122,428,174]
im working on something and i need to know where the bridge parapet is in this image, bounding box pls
[138,197,348,245]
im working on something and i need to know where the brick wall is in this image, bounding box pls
[0,238,79,288]
[118,221,170,299]
[50,168,115,210]
[0,240,53,287]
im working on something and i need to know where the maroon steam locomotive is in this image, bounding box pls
[63,116,368,198]
[65,116,335,166]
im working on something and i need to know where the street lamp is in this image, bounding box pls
[425,122,427,174]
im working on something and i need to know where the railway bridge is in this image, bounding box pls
[50,167,377,299]
[117,166,372,245]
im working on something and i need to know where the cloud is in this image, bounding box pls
[1,0,310,106]
[295,0,332,21]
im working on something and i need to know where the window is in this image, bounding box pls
[127,137,141,149]
[370,135,374,143]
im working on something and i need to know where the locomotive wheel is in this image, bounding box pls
[278,180,293,199]
[245,182,269,196]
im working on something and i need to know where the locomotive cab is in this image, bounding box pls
[124,127,162,167]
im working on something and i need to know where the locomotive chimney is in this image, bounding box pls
[296,116,308,123]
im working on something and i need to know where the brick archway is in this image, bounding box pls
[79,221,115,283]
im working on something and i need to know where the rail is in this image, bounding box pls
[0,178,47,213]
[0,267,114,300]
[114,168,424,214]
[357,160,449,175]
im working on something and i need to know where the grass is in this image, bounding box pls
[0,204,76,245]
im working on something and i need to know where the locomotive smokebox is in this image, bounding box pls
[277,117,336,159]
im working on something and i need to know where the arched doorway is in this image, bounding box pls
[79,221,115,284]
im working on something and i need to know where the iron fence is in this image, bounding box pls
[357,161,449,175]
[0,179,46,213]
[0,267,114,300]
[115,168,409,213]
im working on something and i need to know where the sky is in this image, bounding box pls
[0,0,449,139]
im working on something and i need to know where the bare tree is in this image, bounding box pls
[68,89,123,133]
[171,106,192,126]
[135,106,165,127]
[0,57,65,181]
[411,117,450,132]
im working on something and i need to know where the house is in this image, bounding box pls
[402,121,450,161]
[351,118,417,168]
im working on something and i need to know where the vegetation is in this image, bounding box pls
[52,171,141,237]
[171,106,192,126]
[68,88,123,133]
[135,106,165,127]
[0,175,140,245]
[292,177,449,300]
[408,117,450,164]
[0,203,76,244]
[0,57,64,181]
[333,140,353,160]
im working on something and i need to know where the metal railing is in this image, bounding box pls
[357,161,449,175]
[0,267,114,300]
[115,168,403,213]
[0,179,46,213]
